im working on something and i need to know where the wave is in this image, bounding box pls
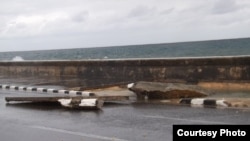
[12,56,24,61]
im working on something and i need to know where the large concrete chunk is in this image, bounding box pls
[5,96,104,110]
[128,81,211,99]
[58,98,103,109]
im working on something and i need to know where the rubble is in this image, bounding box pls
[128,81,211,99]
[58,98,103,109]
[3,84,131,110]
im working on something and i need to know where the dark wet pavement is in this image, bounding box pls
[1,89,250,141]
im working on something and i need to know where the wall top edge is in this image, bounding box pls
[1,55,250,63]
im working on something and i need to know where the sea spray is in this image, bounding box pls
[12,56,24,61]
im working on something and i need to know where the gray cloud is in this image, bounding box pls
[128,5,157,18]
[160,8,174,15]
[212,0,241,14]
[71,11,89,23]
[0,0,250,52]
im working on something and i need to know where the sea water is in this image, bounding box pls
[1,38,250,61]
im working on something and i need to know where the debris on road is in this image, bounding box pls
[5,95,129,103]
[128,81,212,99]
[58,98,104,109]
[0,84,95,96]
[3,84,131,110]
[5,96,104,110]
[3,83,250,110]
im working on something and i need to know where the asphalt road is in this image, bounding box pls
[1,89,250,141]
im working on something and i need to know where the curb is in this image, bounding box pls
[179,98,229,107]
[0,84,95,97]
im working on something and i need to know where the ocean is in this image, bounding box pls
[1,38,250,61]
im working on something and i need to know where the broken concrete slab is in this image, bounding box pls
[87,86,136,99]
[128,81,211,99]
[58,98,104,109]
[5,95,129,103]
[5,94,130,110]
[5,96,104,109]
[0,84,95,96]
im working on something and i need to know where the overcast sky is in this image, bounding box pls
[0,0,250,52]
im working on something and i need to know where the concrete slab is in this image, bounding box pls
[5,95,130,103]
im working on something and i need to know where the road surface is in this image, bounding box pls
[1,89,250,141]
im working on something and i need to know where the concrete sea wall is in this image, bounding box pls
[0,56,250,90]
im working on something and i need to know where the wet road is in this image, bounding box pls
[1,89,250,141]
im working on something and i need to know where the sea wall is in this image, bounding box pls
[0,56,250,90]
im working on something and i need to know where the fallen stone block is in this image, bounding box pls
[58,98,103,109]
[5,95,129,103]
[128,81,211,99]
[5,96,104,110]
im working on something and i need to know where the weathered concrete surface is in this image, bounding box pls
[128,81,211,99]
[1,56,250,90]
